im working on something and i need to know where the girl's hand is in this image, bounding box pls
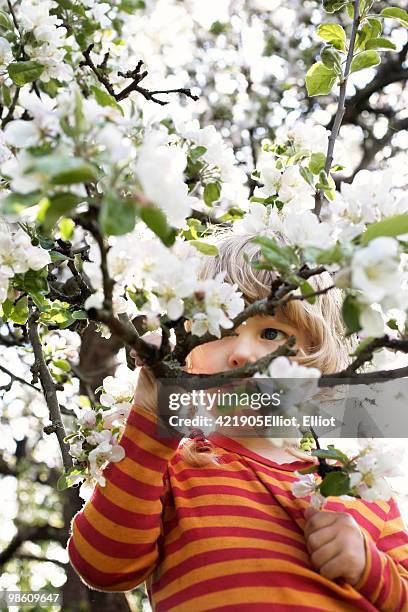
[130,331,163,367]
[131,331,162,414]
[304,507,366,586]
[131,331,185,419]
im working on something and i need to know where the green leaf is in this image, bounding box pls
[189,146,207,162]
[8,61,44,86]
[1,298,12,321]
[366,18,382,38]
[380,7,408,27]
[346,2,354,19]
[361,214,408,245]
[50,161,98,185]
[323,0,348,13]
[313,445,349,463]
[1,83,11,107]
[365,38,397,50]
[91,86,124,116]
[50,251,70,263]
[251,236,300,274]
[203,182,221,206]
[54,359,71,372]
[351,336,375,357]
[99,192,137,236]
[386,318,399,331]
[321,46,342,72]
[1,297,29,324]
[0,10,13,32]
[59,217,75,241]
[342,295,362,335]
[297,465,319,475]
[189,240,219,256]
[140,206,177,247]
[15,268,49,297]
[350,50,381,73]
[30,292,50,310]
[317,23,346,42]
[309,152,327,175]
[57,473,68,491]
[317,23,346,50]
[71,310,87,320]
[300,281,316,304]
[0,191,42,215]
[299,166,315,188]
[219,207,246,222]
[27,156,98,185]
[356,19,384,51]
[320,471,350,497]
[305,62,337,96]
[37,193,83,234]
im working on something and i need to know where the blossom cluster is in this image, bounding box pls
[0,222,51,303]
[66,365,136,499]
[292,443,403,507]
[232,120,408,340]
[84,232,245,339]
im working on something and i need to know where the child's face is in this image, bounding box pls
[188,313,308,375]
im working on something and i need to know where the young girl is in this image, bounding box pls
[67,231,408,611]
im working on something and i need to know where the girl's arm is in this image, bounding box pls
[353,497,408,611]
[67,403,184,592]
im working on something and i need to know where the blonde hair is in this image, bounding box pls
[179,228,355,467]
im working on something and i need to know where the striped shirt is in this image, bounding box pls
[67,404,408,611]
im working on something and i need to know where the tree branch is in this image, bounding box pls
[0,525,65,568]
[27,313,72,472]
[314,0,361,217]
[80,45,199,106]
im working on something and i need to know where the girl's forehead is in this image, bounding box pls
[250,311,290,325]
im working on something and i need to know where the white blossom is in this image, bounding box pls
[292,472,325,508]
[177,119,247,185]
[258,164,281,195]
[254,355,321,410]
[278,120,329,156]
[191,271,245,338]
[88,438,125,486]
[351,237,406,308]
[292,472,317,497]
[0,272,9,302]
[77,409,97,429]
[359,305,385,338]
[341,169,395,221]
[69,440,87,461]
[2,150,47,193]
[99,364,136,411]
[259,355,321,380]
[134,128,197,229]
[350,444,403,502]
[0,37,13,67]
[233,202,282,236]
[283,210,335,249]
[19,88,57,128]
[0,226,51,295]
[279,166,315,210]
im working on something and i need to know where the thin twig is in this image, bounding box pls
[0,364,41,392]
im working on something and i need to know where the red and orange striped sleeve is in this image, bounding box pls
[354,497,408,611]
[67,404,184,592]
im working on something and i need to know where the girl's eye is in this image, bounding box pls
[261,328,287,341]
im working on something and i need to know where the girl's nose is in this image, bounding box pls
[227,343,257,369]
